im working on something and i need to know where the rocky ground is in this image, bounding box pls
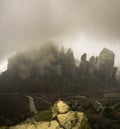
[0,100,91,129]
[0,90,120,129]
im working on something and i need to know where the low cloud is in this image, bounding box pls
[0,0,120,65]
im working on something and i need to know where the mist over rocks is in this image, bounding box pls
[8,43,60,79]
[0,43,119,93]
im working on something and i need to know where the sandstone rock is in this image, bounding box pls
[9,121,63,129]
[9,123,36,129]
[36,121,62,129]
[57,111,77,129]
[56,100,70,114]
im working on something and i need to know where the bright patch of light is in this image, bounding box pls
[62,33,120,66]
[0,60,8,74]
[63,33,104,59]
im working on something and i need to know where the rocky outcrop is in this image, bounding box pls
[52,100,91,129]
[112,67,118,82]
[89,56,96,79]
[97,48,115,83]
[0,45,118,94]
[55,100,70,114]
[59,48,77,79]
[0,101,91,129]
[78,53,89,79]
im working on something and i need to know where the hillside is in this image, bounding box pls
[0,43,120,129]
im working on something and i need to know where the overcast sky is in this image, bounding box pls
[0,0,120,67]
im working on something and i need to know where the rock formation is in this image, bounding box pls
[59,47,67,76]
[89,56,96,79]
[112,67,118,83]
[59,48,77,79]
[0,44,119,93]
[0,100,91,129]
[65,49,77,79]
[78,53,89,79]
[97,48,115,83]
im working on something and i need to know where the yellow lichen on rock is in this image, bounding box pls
[36,121,63,129]
[9,121,63,129]
[56,100,70,114]
[57,111,77,129]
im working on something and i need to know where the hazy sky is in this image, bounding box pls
[0,0,120,68]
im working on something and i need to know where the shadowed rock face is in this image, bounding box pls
[0,100,91,129]
[97,48,115,82]
[59,48,77,79]
[7,44,77,80]
[89,56,96,79]
[78,53,89,79]
[112,67,118,82]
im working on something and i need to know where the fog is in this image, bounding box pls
[0,0,120,68]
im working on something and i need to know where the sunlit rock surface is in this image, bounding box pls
[57,111,77,129]
[9,121,62,129]
[56,100,70,114]
[0,100,91,129]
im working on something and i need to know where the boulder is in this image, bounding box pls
[57,111,77,129]
[56,100,70,114]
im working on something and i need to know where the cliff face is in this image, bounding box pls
[0,100,91,129]
[97,48,115,83]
